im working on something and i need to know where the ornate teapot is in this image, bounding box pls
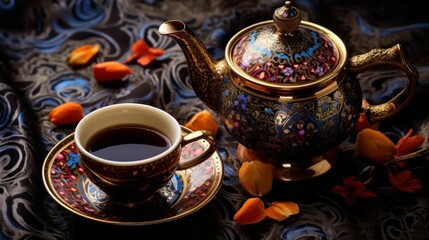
[159,1,419,180]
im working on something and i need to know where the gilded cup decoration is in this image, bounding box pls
[79,147,181,182]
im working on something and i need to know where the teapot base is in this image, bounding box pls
[271,155,331,181]
[238,144,333,181]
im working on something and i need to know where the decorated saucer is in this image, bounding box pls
[42,130,223,226]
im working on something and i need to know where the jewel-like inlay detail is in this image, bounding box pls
[233,25,338,83]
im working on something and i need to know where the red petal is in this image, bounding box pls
[343,176,358,186]
[124,54,140,63]
[355,114,371,132]
[137,55,155,66]
[148,48,165,57]
[331,185,348,195]
[93,61,132,82]
[395,129,425,156]
[389,170,423,193]
[396,129,413,147]
[131,39,149,54]
[357,189,377,198]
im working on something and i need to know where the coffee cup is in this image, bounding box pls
[74,103,217,210]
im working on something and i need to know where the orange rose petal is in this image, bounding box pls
[137,55,156,66]
[239,160,274,197]
[131,39,149,54]
[124,53,140,63]
[184,110,218,136]
[356,114,371,132]
[125,39,165,66]
[355,128,396,163]
[148,48,165,56]
[265,201,299,222]
[236,143,259,163]
[233,197,266,225]
[396,129,425,156]
[67,44,100,67]
[93,61,132,82]
[397,135,425,156]
[397,129,414,146]
[48,102,84,125]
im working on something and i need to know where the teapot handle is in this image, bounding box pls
[347,44,419,124]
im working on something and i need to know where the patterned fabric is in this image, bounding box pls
[1,0,429,239]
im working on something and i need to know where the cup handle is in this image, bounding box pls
[176,127,217,170]
[347,43,419,124]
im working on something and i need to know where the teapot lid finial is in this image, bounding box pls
[273,1,301,36]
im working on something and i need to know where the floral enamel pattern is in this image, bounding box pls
[232,25,338,83]
[43,134,223,225]
[220,74,362,161]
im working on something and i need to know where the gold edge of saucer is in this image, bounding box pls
[42,130,224,226]
[42,134,95,221]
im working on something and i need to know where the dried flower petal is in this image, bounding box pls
[93,61,132,82]
[236,143,259,163]
[125,39,165,66]
[239,160,274,197]
[331,176,377,206]
[137,54,156,66]
[395,129,425,157]
[125,54,140,64]
[389,170,423,193]
[265,201,299,222]
[356,114,371,132]
[67,44,100,67]
[131,39,149,54]
[355,128,396,163]
[184,110,218,136]
[233,197,266,224]
[148,48,165,56]
[48,102,84,125]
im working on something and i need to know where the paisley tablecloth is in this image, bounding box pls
[1,0,429,239]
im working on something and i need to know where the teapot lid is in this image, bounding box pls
[226,1,347,95]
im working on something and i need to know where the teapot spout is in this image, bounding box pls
[159,20,225,112]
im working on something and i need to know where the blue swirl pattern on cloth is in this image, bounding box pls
[1,0,429,239]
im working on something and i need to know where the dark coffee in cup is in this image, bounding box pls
[74,103,217,212]
[86,124,171,162]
